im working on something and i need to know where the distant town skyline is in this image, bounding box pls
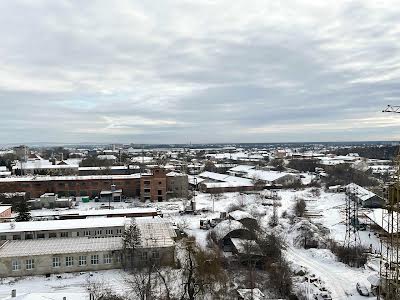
[1,1,400,144]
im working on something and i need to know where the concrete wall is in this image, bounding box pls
[0,226,124,241]
[124,246,175,269]
[0,250,122,277]
[166,175,188,199]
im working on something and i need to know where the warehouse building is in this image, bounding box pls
[0,217,127,241]
[0,217,176,277]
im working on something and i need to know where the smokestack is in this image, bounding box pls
[11,289,16,298]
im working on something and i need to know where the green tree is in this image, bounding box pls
[15,200,31,222]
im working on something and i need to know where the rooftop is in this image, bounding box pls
[0,174,141,182]
[0,217,127,233]
[0,236,123,257]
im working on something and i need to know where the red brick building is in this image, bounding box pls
[0,175,141,199]
[0,168,188,202]
[140,167,168,202]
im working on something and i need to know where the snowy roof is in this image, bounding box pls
[0,174,141,182]
[0,236,123,258]
[229,210,255,221]
[245,170,293,182]
[97,154,117,160]
[166,171,186,177]
[0,217,127,233]
[237,288,265,300]
[187,175,206,185]
[198,172,253,188]
[346,183,377,202]
[0,166,7,171]
[0,205,11,214]
[213,219,247,241]
[364,209,399,234]
[198,171,229,182]
[229,165,256,173]
[135,217,177,248]
[32,207,158,218]
[79,166,129,171]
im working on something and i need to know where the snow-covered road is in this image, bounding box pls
[285,246,375,300]
[286,246,348,299]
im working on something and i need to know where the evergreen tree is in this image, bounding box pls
[15,200,31,222]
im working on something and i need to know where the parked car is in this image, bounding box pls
[356,282,369,296]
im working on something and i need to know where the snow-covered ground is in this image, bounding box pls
[0,188,382,299]
[0,270,127,299]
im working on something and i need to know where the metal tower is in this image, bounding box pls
[380,105,400,299]
[344,185,361,248]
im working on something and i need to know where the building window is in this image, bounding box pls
[94,230,102,236]
[0,235,6,240]
[144,188,150,193]
[65,256,74,267]
[52,257,61,268]
[106,229,113,235]
[152,251,160,259]
[76,231,80,237]
[12,260,20,271]
[116,254,122,263]
[12,235,21,240]
[60,232,69,238]
[25,233,33,240]
[116,229,122,235]
[103,253,112,264]
[158,181,162,185]
[26,259,34,270]
[84,230,91,236]
[144,180,150,185]
[158,190,162,195]
[79,255,87,266]
[158,196,163,202]
[37,233,45,239]
[141,252,148,261]
[91,255,99,265]
[49,232,57,238]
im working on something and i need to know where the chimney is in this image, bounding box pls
[11,289,16,298]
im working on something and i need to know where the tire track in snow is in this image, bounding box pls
[286,246,349,299]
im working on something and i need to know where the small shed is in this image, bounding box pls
[213,220,253,250]
[100,189,122,202]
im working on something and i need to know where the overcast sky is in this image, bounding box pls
[1,1,400,144]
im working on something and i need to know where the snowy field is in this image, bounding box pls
[0,187,380,299]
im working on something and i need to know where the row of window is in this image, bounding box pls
[12,253,117,271]
[1,229,123,241]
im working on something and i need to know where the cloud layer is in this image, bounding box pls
[1,0,400,144]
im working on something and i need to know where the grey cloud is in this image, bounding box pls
[1,0,400,144]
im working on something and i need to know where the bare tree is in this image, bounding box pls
[293,199,307,217]
[87,279,125,300]
[125,263,155,300]
[122,219,142,270]
[179,238,227,300]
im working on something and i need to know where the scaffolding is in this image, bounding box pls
[380,105,400,299]
[379,173,400,299]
